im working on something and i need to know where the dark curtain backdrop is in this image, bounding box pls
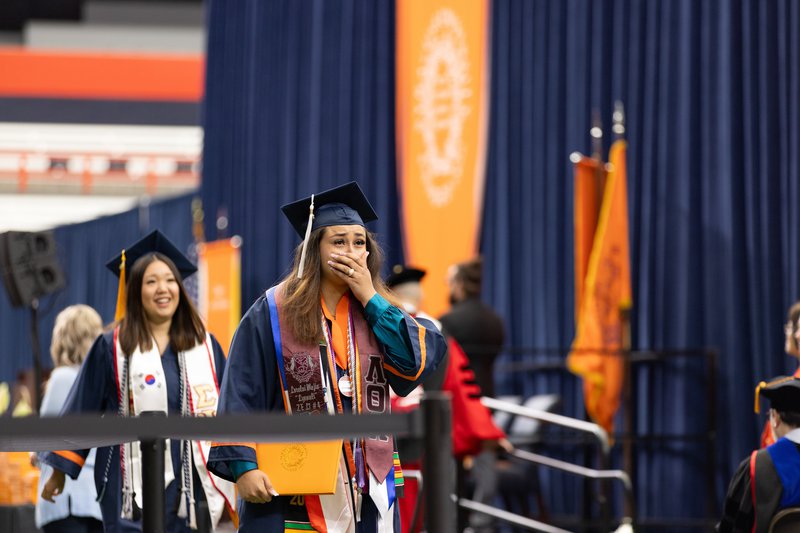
[484,0,800,526]
[0,194,195,391]
[201,0,800,528]
[201,0,403,307]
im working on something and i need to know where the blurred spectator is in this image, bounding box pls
[440,257,507,533]
[440,257,505,398]
[36,304,104,533]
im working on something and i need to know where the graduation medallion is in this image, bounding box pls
[338,375,353,397]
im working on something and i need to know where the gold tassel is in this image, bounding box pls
[754,381,766,414]
[755,375,795,413]
[115,250,127,321]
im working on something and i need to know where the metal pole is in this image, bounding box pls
[140,411,166,533]
[706,350,719,522]
[29,299,43,413]
[621,308,635,527]
[422,392,454,533]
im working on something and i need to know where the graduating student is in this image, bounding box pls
[206,182,447,532]
[40,230,236,533]
[718,376,800,533]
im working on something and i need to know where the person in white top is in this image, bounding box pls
[36,304,104,533]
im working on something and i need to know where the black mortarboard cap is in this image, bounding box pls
[385,264,426,288]
[281,181,378,238]
[105,229,197,281]
[755,376,800,413]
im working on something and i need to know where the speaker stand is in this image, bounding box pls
[29,298,43,414]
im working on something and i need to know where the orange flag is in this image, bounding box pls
[568,140,632,434]
[573,155,606,322]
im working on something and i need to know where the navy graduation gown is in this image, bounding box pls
[207,292,446,532]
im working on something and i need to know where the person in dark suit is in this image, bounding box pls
[440,257,506,533]
[440,257,505,399]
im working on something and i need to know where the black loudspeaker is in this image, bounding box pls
[0,231,66,308]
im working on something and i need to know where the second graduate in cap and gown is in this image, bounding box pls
[40,230,236,533]
[206,182,447,532]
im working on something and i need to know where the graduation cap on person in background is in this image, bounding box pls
[754,375,800,414]
[105,229,197,321]
[385,264,426,288]
[281,181,378,279]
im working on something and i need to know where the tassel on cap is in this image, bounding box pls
[115,250,127,321]
[297,194,315,279]
[754,380,766,414]
[755,375,797,413]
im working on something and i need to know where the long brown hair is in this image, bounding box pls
[118,252,206,355]
[279,227,397,344]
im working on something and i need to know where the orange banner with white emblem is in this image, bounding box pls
[198,238,242,354]
[396,0,490,318]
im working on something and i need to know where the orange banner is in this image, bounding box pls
[568,140,632,434]
[396,0,490,317]
[198,238,242,354]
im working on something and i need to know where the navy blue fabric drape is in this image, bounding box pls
[200,0,800,527]
[484,0,800,526]
[201,0,402,309]
[0,194,195,389]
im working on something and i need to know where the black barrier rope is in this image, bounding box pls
[0,411,420,452]
[0,397,452,533]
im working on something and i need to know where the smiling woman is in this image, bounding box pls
[140,260,180,325]
[38,230,236,533]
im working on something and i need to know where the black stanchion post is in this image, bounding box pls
[422,392,454,533]
[29,299,43,413]
[140,411,166,533]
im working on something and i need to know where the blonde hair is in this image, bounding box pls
[50,305,103,367]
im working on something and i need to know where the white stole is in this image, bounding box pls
[114,332,236,530]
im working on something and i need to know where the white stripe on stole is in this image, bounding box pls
[318,455,356,532]
[116,333,235,528]
[369,470,396,533]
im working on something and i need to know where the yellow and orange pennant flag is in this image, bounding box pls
[396,0,490,317]
[568,140,632,434]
